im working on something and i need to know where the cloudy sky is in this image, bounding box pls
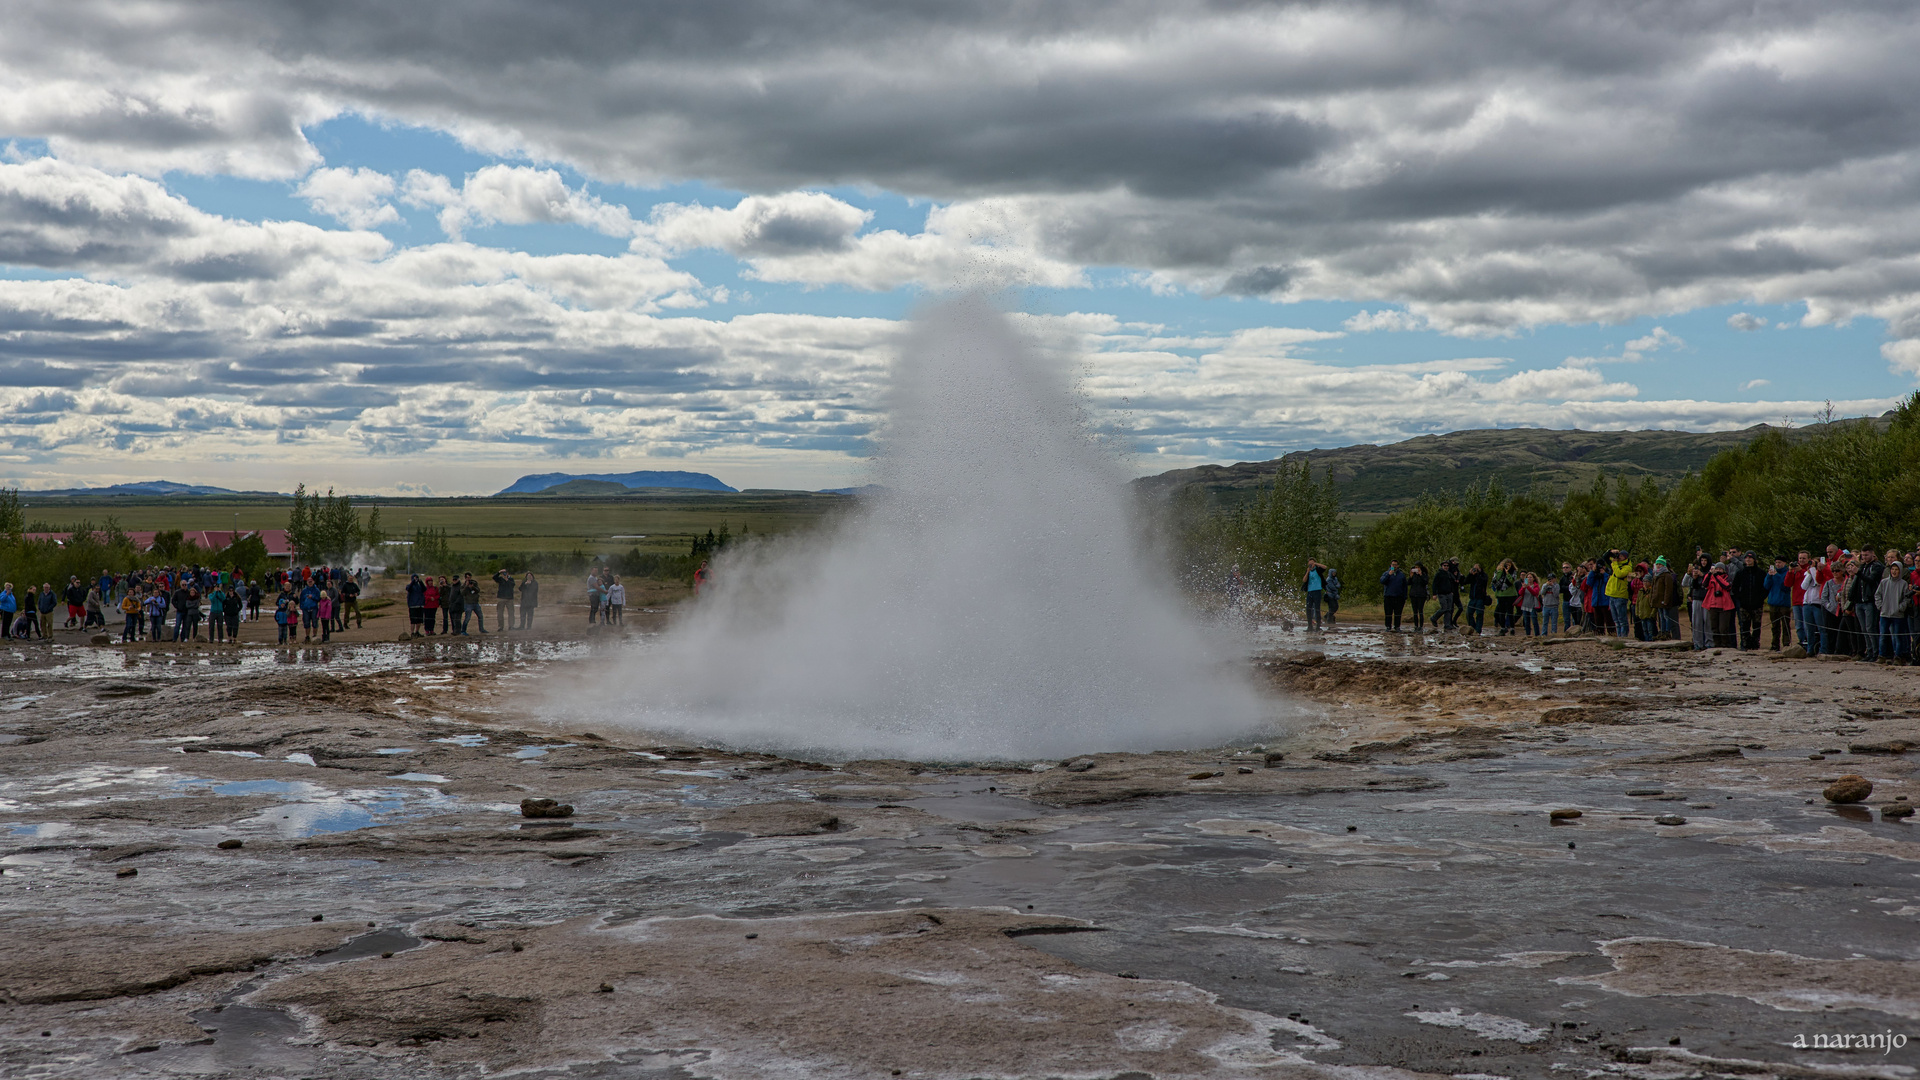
[3,1,1918,494]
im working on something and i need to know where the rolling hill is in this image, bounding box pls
[1134,424,1830,512]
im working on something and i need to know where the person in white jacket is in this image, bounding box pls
[606,578,626,625]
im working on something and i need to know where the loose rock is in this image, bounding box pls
[115,867,137,878]
[1883,805,1915,820]
[1780,645,1808,659]
[89,634,112,646]
[1549,809,1582,820]
[1850,739,1915,755]
[217,839,243,850]
[520,798,576,819]
[1823,775,1873,804]
[1061,758,1097,773]
[1654,815,1687,826]
[1625,788,1664,796]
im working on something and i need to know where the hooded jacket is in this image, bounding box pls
[1647,565,1679,608]
[1876,572,1912,619]
[1605,558,1632,599]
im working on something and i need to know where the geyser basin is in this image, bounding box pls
[562,297,1271,760]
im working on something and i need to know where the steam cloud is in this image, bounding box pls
[559,296,1270,760]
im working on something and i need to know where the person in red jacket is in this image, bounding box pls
[422,578,440,636]
[1704,561,1738,649]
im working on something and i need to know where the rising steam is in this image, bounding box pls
[560,296,1270,760]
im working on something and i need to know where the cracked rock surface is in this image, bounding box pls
[1,628,1917,1078]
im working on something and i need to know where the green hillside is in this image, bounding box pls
[1134,423,1862,512]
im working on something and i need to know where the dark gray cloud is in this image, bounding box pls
[5,0,1920,336]
[3,0,1920,480]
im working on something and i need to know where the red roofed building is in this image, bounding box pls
[18,529,295,562]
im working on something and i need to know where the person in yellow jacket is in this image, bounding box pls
[1606,550,1634,639]
[119,590,142,643]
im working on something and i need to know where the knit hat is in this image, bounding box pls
[1655,556,1667,566]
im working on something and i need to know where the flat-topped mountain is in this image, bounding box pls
[498,470,736,496]
[1134,424,1823,512]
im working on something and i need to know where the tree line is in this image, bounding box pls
[1172,394,1920,604]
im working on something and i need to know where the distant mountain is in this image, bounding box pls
[23,480,248,497]
[1134,424,1840,513]
[497,471,736,495]
[817,485,885,496]
[527,478,636,497]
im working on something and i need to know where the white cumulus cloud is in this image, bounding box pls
[296,166,399,228]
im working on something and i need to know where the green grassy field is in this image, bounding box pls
[18,491,854,561]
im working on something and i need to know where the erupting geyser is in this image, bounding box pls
[572,296,1270,760]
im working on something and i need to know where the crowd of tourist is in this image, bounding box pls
[1366,543,1920,662]
[0,565,374,645]
[0,560,664,646]
[400,570,544,636]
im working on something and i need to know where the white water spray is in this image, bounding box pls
[569,297,1269,760]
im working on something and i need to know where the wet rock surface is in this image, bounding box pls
[1,628,1917,1077]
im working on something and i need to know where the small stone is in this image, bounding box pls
[1626,788,1663,796]
[1883,804,1914,820]
[1549,809,1582,820]
[115,867,137,878]
[1820,748,1844,755]
[1263,752,1286,767]
[89,633,112,645]
[1688,803,1715,809]
[396,633,413,642]
[745,933,758,939]
[510,941,523,952]
[1567,841,1576,848]
[1823,775,1873,804]
[1809,754,1826,760]
[597,982,614,993]
[1655,815,1687,826]
[520,798,575,819]
[1781,644,1807,659]
[1237,766,1255,774]
[1116,971,1139,979]
[1061,757,1097,772]
[380,951,394,959]
[1187,771,1223,780]
[217,839,243,850]
[312,914,323,921]
[1345,825,1357,832]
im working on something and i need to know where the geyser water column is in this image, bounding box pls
[595,296,1269,760]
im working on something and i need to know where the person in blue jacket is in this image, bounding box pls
[299,582,322,643]
[1379,561,1407,630]
[1762,555,1794,652]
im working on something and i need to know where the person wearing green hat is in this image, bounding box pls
[1648,556,1680,640]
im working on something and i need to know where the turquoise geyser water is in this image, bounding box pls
[564,297,1272,761]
